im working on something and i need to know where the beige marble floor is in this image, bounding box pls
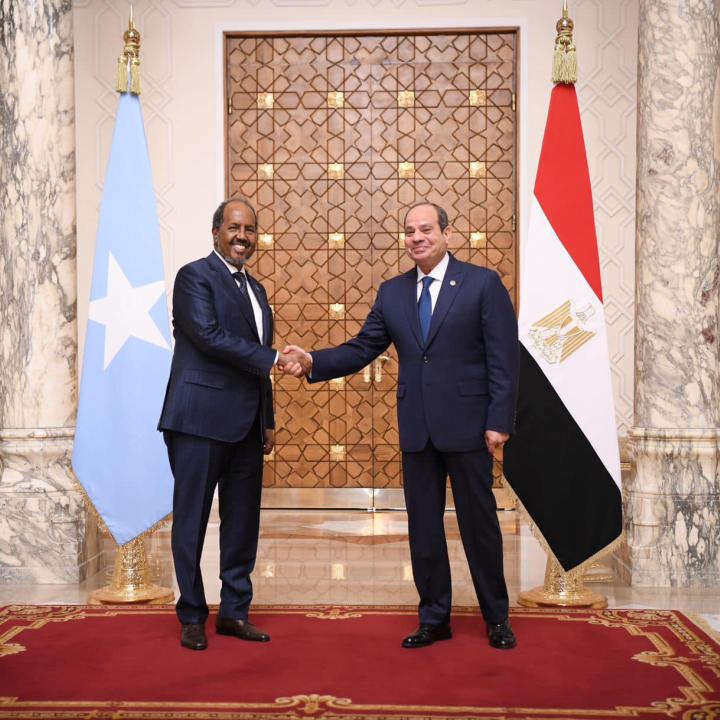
[1,510,718,632]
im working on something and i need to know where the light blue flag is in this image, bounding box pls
[73,92,173,545]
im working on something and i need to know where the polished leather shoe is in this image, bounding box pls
[216,616,270,642]
[180,622,207,650]
[487,619,517,650]
[401,623,452,648]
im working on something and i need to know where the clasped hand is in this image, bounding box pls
[277,345,312,378]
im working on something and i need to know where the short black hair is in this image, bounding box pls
[212,197,257,232]
[403,201,449,231]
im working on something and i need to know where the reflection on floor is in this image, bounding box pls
[1,510,718,633]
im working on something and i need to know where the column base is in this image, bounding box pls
[0,428,104,584]
[624,428,720,587]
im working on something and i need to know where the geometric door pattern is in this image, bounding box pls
[225,32,517,491]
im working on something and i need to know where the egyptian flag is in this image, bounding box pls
[503,83,622,572]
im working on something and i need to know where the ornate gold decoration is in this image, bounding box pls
[89,538,174,605]
[259,233,274,248]
[528,299,596,364]
[470,231,486,248]
[329,377,345,389]
[0,643,25,658]
[397,90,415,107]
[257,92,274,109]
[398,161,415,179]
[327,91,344,108]
[330,444,346,461]
[115,8,141,95]
[553,0,578,85]
[329,303,345,319]
[519,555,607,609]
[469,89,486,106]
[275,695,353,715]
[398,232,406,246]
[259,163,274,180]
[327,163,344,179]
[469,161,486,178]
[305,608,363,620]
[328,232,345,248]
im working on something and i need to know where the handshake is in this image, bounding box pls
[277,345,313,378]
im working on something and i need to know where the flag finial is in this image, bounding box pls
[116,5,141,95]
[552,1,578,84]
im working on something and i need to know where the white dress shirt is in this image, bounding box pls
[416,251,450,311]
[214,251,265,344]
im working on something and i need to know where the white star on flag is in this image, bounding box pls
[89,252,170,369]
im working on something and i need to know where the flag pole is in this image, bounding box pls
[517,2,609,609]
[89,10,173,606]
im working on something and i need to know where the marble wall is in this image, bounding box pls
[0,0,102,583]
[624,0,720,586]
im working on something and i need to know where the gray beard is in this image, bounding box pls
[217,250,247,268]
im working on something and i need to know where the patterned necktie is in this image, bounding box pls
[232,271,247,294]
[418,276,434,342]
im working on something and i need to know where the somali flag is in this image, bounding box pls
[73,91,173,545]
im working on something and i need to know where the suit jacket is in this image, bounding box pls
[311,254,518,453]
[158,251,276,443]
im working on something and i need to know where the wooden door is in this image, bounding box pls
[225,32,517,507]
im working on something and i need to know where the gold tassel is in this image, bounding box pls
[116,11,142,95]
[564,47,578,83]
[552,48,565,84]
[130,59,141,95]
[116,58,129,93]
[551,2,578,85]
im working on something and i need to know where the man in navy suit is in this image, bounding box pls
[159,198,301,650]
[284,202,519,649]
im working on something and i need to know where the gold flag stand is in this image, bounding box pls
[519,554,607,609]
[90,538,173,605]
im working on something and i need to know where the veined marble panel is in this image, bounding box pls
[635,0,720,429]
[0,429,103,583]
[0,0,77,429]
[626,429,720,586]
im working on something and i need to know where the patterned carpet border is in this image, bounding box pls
[1,605,719,720]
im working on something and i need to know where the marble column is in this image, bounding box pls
[625,0,720,586]
[0,0,102,582]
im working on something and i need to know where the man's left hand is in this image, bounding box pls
[263,429,275,455]
[485,430,509,456]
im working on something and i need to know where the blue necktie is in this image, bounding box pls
[418,276,434,342]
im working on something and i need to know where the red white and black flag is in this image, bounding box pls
[503,83,623,572]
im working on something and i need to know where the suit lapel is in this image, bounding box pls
[207,252,260,341]
[401,268,423,348]
[424,255,464,348]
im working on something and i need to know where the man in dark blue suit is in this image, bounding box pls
[159,198,301,650]
[285,202,519,649]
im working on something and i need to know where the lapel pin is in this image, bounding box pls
[449,280,457,287]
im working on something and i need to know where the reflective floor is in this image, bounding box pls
[1,510,718,634]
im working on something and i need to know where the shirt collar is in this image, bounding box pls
[416,251,449,284]
[214,250,247,278]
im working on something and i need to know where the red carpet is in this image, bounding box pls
[1,605,719,719]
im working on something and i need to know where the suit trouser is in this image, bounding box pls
[164,418,263,625]
[402,440,509,626]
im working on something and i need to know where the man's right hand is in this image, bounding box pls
[278,345,312,377]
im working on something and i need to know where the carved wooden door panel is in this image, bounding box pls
[225,32,517,507]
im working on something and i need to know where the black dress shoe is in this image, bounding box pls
[487,619,517,649]
[180,622,207,650]
[402,623,452,648]
[216,616,270,642]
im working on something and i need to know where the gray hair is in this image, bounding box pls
[404,201,449,231]
[212,197,257,231]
